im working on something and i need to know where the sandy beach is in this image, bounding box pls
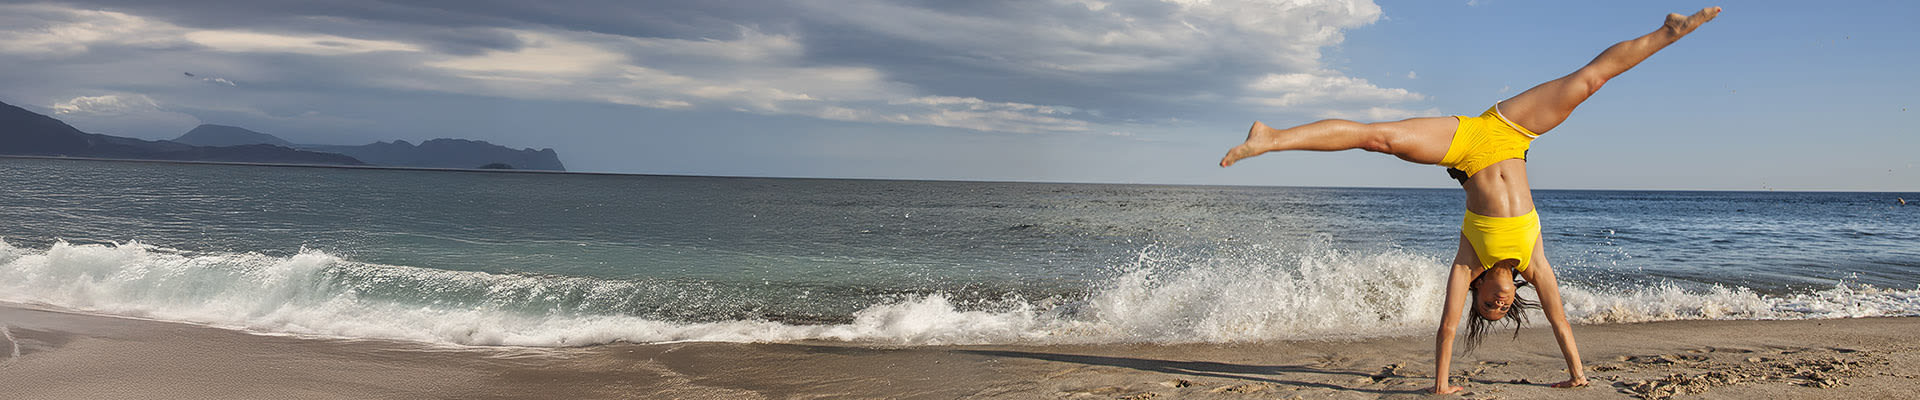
[1,303,1914,399]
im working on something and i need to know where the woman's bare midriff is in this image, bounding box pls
[1462,159,1535,217]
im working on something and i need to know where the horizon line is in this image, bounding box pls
[7,155,1916,195]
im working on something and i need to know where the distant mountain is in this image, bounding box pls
[0,100,363,166]
[299,139,565,171]
[173,124,295,147]
[165,123,566,171]
[3,100,567,171]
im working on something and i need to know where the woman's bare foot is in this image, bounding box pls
[1220,121,1276,167]
[1549,377,1590,388]
[1664,6,1721,37]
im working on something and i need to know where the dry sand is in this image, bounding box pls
[2,303,1916,399]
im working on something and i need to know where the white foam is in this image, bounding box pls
[2,324,17,360]
[1562,281,1920,323]
[1071,244,1450,342]
[1,239,1916,347]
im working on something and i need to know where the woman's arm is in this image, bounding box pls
[1432,261,1475,394]
[1521,259,1588,388]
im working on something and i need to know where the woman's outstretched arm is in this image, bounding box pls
[1521,251,1588,387]
[1432,245,1477,394]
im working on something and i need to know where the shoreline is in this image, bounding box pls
[3,303,1915,399]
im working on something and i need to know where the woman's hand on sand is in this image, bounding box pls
[1429,384,1464,395]
[1549,377,1589,388]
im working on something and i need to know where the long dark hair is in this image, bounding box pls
[1462,266,1539,353]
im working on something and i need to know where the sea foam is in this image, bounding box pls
[1,239,1915,347]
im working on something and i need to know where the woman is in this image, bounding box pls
[1218,7,1721,394]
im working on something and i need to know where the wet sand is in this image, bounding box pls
[2,303,1916,399]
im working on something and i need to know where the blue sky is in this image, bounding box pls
[1,0,1913,191]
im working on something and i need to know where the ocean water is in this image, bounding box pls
[1,157,1916,347]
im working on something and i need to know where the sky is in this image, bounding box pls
[0,0,1914,191]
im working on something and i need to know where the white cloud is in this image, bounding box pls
[183,30,420,55]
[0,5,418,58]
[0,2,1414,135]
[52,93,159,115]
[629,28,803,63]
[876,96,1090,133]
[1407,71,1418,79]
[0,4,177,57]
[895,96,1077,116]
[1240,72,1431,119]
[1246,72,1422,102]
[789,0,1417,122]
[47,93,200,138]
[426,31,624,76]
[185,72,238,87]
[405,28,869,111]
[1319,106,1443,121]
[801,0,1382,74]
[406,27,1088,134]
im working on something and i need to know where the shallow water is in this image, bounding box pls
[1,157,1915,346]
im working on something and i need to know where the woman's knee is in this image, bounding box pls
[1367,118,1454,162]
[1352,121,1396,154]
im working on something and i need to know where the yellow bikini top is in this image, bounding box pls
[1461,209,1540,272]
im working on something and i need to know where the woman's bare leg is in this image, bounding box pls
[1499,7,1720,134]
[1222,7,1719,168]
[1219,116,1459,167]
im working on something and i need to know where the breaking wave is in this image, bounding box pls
[2,239,1914,347]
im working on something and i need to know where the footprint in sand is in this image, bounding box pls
[1206,382,1274,394]
[1056,385,1126,397]
[1608,348,1887,398]
[1043,367,1086,380]
[1371,362,1404,381]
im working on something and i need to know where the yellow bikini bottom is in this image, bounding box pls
[1462,209,1539,272]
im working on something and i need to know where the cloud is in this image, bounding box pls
[0,1,1418,135]
[797,0,1381,75]
[871,96,1091,133]
[51,93,158,115]
[47,93,200,138]
[404,27,1089,133]
[1246,73,1424,106]
[1318,106,1444,121]
[1,3,1092,134]
[772,0,1413,123]
[183,30,420,55]
[1241,72,1428,118]
[0,4,177,58]
[185,72,237,86]
[0,4,417,58]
